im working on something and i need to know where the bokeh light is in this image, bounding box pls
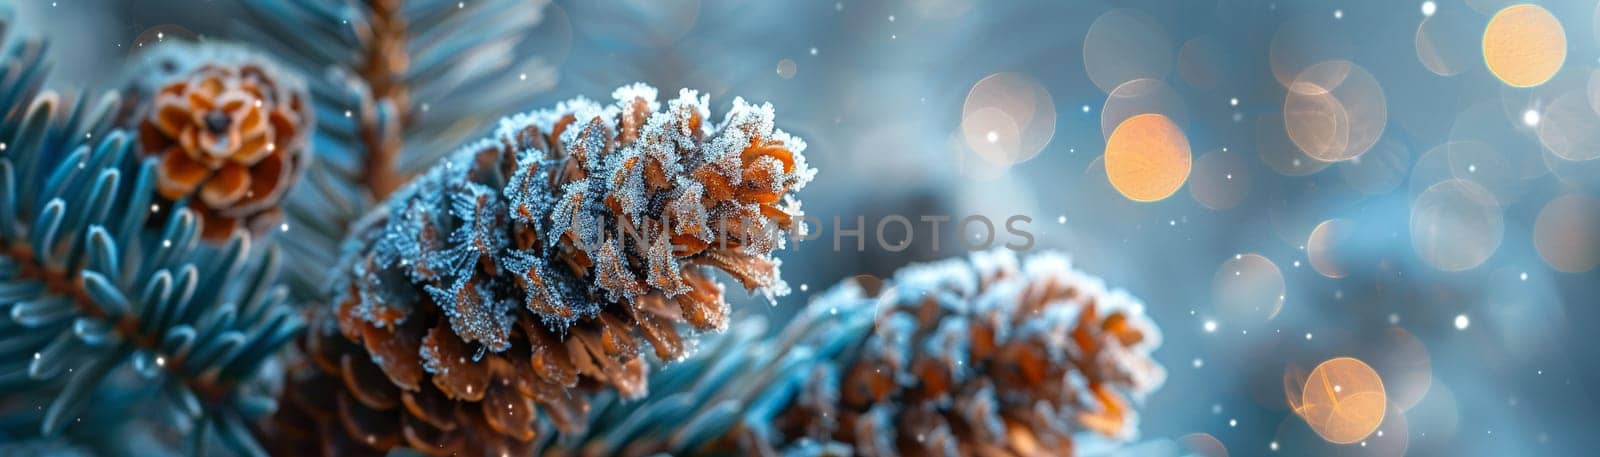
[1295,357,1387,445]
[1190,148,1252,210]
[1406,379,1460,453]
[1307,219,1355,278]
[1213,253,1286,324]
[1257,113,1332,176]
[1178,35,1224,90]
[1284,61,1388,162]
[1101,78,1190,140]
[1414,4,1480,77]
[776,58,797,79]
[1534,193,1600,273]
[129,24,198,52]
[1104,113,1191,202]
[1270,15,1354,87]
[1589,69,1600,118]
[1179,432,1230,457]
[1362,328,1432,411]
[961,72,1056,166]
[1411,179,1504,271]
[1482,4,1566,88]
[1409,141,1519,205]
[1083,8,1173,93]
[1275,400,1410,457]
[1485,266,1568,359]
[569,0,700,48]
[948,130,1011,181]
[1536,91,1600,161]
[1338,138,1409,195]
[1447,100,1548,186]
[26,1,1600,455]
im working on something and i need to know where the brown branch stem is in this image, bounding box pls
[355,0,412,200]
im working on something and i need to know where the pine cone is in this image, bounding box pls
[553,250,1165,457]
[128,42,312,241]
[267,84,813,456]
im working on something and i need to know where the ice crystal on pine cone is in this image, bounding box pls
[554,250,1164,457]
[269,84,812,456]
[237,0,556,308]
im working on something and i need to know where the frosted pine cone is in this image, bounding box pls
[268,84,813,456]
[553,250,1165,457]
[128,42,312,241]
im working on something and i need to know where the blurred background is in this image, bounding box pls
[14,0,1600,455]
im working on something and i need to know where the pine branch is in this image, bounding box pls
[235,0,558,306]
[0,14,303,457]
[552,250,1166,456]
[263,84,813,456]
[0,84,301,457]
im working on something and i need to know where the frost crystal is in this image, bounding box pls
[550,250,1166,456]
[302,84,813,456]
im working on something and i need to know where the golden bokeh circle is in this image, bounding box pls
[1105,113,1192,202]
[1482,4,1566,88]
[1213,253,1286,322]
[1534,193,1600,273]
[1297,357,1387,445]
[1274,401,1410,457]
[1284,61,1387,163]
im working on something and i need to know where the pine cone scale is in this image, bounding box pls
[128,43,313,240]
[340,352,401,410]
[269,84,811,455]
[550,251,1163,456]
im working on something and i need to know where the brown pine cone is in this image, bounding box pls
[129,42,312,241]
[548,250,1165,457]
[763,251,1164,456]
[266,84,812,456]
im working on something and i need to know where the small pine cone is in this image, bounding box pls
[552,250,1164,457]
[127,42,312,241]
[268,84,813,456]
